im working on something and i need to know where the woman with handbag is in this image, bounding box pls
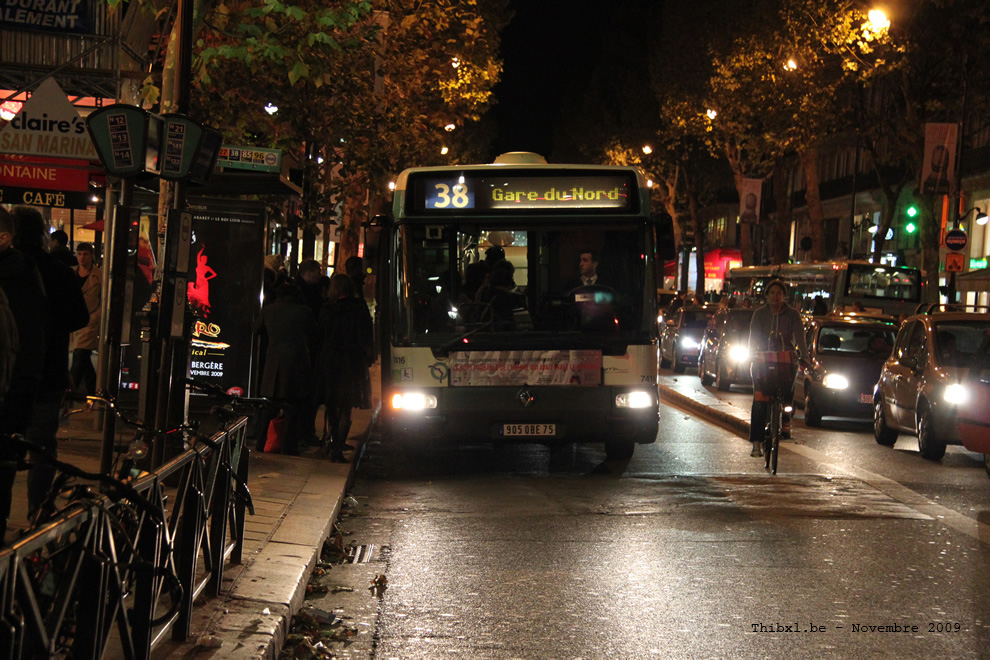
[748,280,809,457]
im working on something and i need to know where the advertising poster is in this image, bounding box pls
[186,200,265,395]
[448,349,603,387]
[738,178,763,223]
[922,123,958,196]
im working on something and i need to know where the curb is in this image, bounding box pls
[260,409,377,659]
[657,383,752,438]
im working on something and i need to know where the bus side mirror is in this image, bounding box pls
[653,212,677,261]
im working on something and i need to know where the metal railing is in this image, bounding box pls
[0,415,251,658]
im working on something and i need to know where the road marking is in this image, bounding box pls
[784,442,990,545]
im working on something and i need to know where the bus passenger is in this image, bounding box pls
[477,259,522,330]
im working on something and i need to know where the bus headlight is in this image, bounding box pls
[390,392,438,411]
[943,383,969,405]
[680,337,699,349]
[616,391,654,409]
[728,344,750,363]
[822,373,849,390]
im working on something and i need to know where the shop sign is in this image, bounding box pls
[0,0,93,34]
[0,154,89,191]
[0,185,90,208]
[0,78,97,159]
[969,258,987,270]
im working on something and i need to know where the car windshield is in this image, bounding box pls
[817,325,896,356]
[933,321,990,368]
[680,310,713,329]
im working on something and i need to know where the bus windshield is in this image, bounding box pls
[845,264,921,303]
[392,221,652,348]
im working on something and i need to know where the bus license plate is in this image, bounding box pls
[501,423,556,437]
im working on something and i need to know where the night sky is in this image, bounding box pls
[489,1,603,160]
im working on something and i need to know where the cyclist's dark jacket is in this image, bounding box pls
[748,303,808,357]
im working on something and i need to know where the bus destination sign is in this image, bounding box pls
[414,174,634,213]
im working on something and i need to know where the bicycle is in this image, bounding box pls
[753,349,799,476]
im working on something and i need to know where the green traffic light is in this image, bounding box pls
[905,222,917,234]
[906,205,918,218]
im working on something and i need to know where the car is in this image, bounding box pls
[955,331,990,477]
[698,307,755,390]
[874,311,990,460]
[660,305,714,374]
[793,317,898,427]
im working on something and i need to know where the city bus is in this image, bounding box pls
[375,152,672,459]
[726,261,925,317]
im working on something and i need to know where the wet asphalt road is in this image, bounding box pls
[338,378,990,658]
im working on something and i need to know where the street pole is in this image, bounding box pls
[948,52,969,304]
[99,178,135,474]
[150,0,194,466]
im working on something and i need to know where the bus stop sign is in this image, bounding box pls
[945,228,968,251]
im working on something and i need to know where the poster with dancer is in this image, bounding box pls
[186,200,265,395]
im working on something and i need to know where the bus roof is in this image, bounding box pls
[393,155,650,192]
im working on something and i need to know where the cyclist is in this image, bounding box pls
[748,280,808,457]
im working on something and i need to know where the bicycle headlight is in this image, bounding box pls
[943,383,969,405]
[390,392,438,411]
[822,373,849,390]
[616,391,655,409]
[728,344,750,363]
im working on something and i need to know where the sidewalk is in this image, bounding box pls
[8,363,381,660]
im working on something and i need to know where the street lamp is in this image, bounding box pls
[866,9,890,33]
[642,145,652,155]
[959,207,988,227]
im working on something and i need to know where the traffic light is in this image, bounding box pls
[905,221,917,234]
[906,205,919,218]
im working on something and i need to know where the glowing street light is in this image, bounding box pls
[784,58,798,71]
[440,146,449,155]
[444,123,456,132]
[866,9,890,33]
[642,145,652,155]
[264,103,278,115]
[706,108,717,120]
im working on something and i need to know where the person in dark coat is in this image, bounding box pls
[317,273,374,462]
[48,229,77,267]
[253,283,315,455]
[0,207,48,544]
[12,207,89,521]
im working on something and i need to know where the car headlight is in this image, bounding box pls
[728,344,750,363]
[943,383,969,405]
[822,373,849,390]
[616,391,655,408]
[680,337,699,349]
[390,392,438,411]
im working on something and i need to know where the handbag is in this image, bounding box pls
[264,414,286,453]
[751,317,797,400]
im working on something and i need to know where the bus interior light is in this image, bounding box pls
[616,391,654,409]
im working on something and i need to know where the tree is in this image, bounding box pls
[189,0,508,266]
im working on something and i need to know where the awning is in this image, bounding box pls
[956,268,990,292]
[81,219,104,231]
